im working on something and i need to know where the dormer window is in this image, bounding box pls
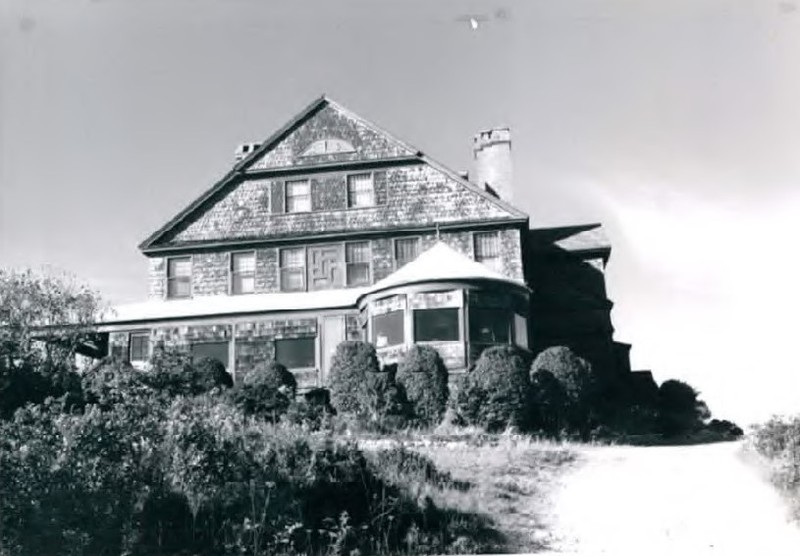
[285,179,311,213]
[347,173,374,208]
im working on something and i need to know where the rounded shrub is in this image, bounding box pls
[187,357,233,394]
[396,345,449,427]
[232,361,297,419]
[454,345,531,432]
[328,341,379,415]
[657,378,704,436]
[530,346,596,433]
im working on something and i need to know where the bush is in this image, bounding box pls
[528,369,569,434]
[657,379,705,436]
[328,341,378,415]
[396,346,449,427]
[232,361,296,419]
[529,347,597,435]
[186,357,233,393]
[453,345,531,432]
[364,369,410,428]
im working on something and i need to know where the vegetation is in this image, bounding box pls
[750,415,800,520]
[232,360,296,419]
[453,345,531,432]
[396,345,449,427]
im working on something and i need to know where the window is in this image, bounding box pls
[167,257,192,299]
[474,232,502,273]
[275,337,315,369]
[280,247,306,291]
[285,179,311,213]
[231,251,256,295]
[414,308,460,342]
[469,308,510,344]
[129,332,150,363]
[394,237,419,269]
[347,173,374,208]
[345,242,370,286]
[372,311,404,347]
[514,313,528,348]
[191,341,229,369]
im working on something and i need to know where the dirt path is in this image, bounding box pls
[547,441,800,555]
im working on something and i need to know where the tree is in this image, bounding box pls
[657,379,707,436]
[0,269,103,418]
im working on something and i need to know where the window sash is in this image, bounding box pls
[347,173,374,207]
[285,180,311,212]
[274,337,315,369]
[371,310,404,348]
[231,252,256,295]
[469,308,511,344]
[413,308,460,342]
[346,242,370,286]
[191,341,230,370]
[129,333,149,362]
[279,247,306,291]
[394,238,419,268]
[167,257,192,298]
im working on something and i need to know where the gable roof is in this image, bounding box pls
[139,95,527,252]
[361,241,528,300]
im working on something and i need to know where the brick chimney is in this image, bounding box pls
[472,128,513,202]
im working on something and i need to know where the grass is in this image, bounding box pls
[746,416,800,523]
[360,430,579,553]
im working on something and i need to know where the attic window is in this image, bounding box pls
[299,138,355,157]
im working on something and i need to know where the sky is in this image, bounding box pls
[2,0,799,426]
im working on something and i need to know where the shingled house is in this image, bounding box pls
[98,96,631,389]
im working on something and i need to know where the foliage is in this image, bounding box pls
[529,346,596,434]
[232,361,297,420]
[328,341,378,415]
[453,345,531,432]
[396,345,449,427]
[528,369,569,435]
[751,415,800,519]
[657,379,707,436]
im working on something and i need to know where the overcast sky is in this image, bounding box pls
[2,0,799,425]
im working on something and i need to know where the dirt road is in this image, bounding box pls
[547,441,800,555]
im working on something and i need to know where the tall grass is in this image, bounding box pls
[749,415,800,521]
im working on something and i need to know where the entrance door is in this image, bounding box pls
[321,315,345,386]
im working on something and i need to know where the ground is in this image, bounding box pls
[546,441,800,555]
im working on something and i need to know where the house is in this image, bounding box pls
[97,95,631,389]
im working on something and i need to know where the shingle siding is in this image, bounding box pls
[248,103,415,170]
[164,165,517,246]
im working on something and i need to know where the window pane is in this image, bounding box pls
[286,180,311,212]
[167,278,191,298]
[275,337,315,369]
[414,308,460,342]
[232,252,255,273]
[347,173,374,207]
[372,311,404,347]
[514,313,528,348]
[347,263,369,286]
[232,274,255,295]
[280,269,305,291]
[469,308,510,344]
[474,232,500,259]
[168,257,192,278]
[191,342,229,369]
[280,247,305,268]
[346,242,369,263]
[394,238,419,267]
[129,333,149,362]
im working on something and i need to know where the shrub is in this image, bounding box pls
[707,419,743,438]
[657,379,705,436]
[328,341,379,415]
[396,346,449,427]
[364,369,410,428]
[528,369,569,434]
[530,346,596,434]
[186,357,233,393]
[232,361,296,419]
[454,345,531,432]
